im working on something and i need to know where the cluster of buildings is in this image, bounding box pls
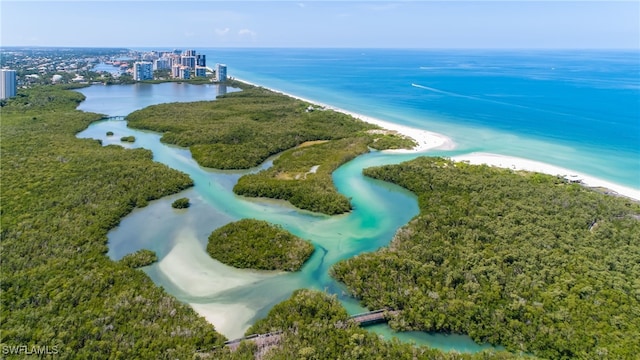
[1,69,17,100]
[0,47,133,87]
[0,48,229,100]
[132,49,227,82]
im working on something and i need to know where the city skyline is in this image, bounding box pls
[1,1,638,49]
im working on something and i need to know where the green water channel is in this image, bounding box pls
[75,84,502,353]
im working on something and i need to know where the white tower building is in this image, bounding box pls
[216,64,227,82]
[1,69,17,100]
[133,62,153,81]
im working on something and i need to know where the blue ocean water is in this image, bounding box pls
[197,48,639,189]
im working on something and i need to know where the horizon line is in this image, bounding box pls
[2,45,639,51]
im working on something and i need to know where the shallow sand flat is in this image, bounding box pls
[346,111,456,152]
[157,228,275,298]
[451,152,640,202]
[190,302,256,339]
[234,78,455,152]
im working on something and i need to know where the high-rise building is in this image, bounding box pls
[183,50,196,57]
[153,58,170,71]
[196,54,206,67]
[171,64,181,78]
[133,62,153,81]
[142,53,158,61]
[178,66,191,80]
[195,67,207,78]
[0,69,17,100]
[215,64,227,82]
[166,54,180,68]
[181,56,196,69]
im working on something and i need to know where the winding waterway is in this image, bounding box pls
[75,82,499,353]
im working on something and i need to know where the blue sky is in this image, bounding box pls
[1,1,638,49]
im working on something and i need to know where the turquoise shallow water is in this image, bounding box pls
[75,83,499,351]
[196,48,639,189]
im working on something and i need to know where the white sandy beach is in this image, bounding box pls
[234,78,639,202]
[451,152,640,202]
[234,78,455,152]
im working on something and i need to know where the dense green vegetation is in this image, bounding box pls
[332,157,640,359]
[125,83,416,214]
[208,289,523,360]
[10,82,619,359]
[0,86,226,358]
[207,219,314,271]
[120,135,135,142]
[126,84,378,169]
[247,289,351,335]
[119,249,158,268]
[234,137,370,214]
[106,131,114,136]
[171,197,190,209]
[367,132,417,151]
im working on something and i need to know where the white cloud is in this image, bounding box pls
[215,28,230,36]
[238,29,257,38]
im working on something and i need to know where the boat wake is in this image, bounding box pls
[410,83,587,119]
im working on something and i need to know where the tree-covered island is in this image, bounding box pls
[207,219,314,271]
[120,135,136,142]
[171,197,191,209]
[119,249,158,268]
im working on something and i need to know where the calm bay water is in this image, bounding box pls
[76,82,234,115]
[75,49,637,351]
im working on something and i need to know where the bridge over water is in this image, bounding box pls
[349,309,400,327]
[197,309,400,355]
[102,116,126,121]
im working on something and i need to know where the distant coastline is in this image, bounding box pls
[233,78,640,203]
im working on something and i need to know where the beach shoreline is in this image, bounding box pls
[451,153,640,202]
[233,78,456,152]
[232,78,639,202]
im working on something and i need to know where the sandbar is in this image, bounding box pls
[189,302,256,339]
[157,227,274,298]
